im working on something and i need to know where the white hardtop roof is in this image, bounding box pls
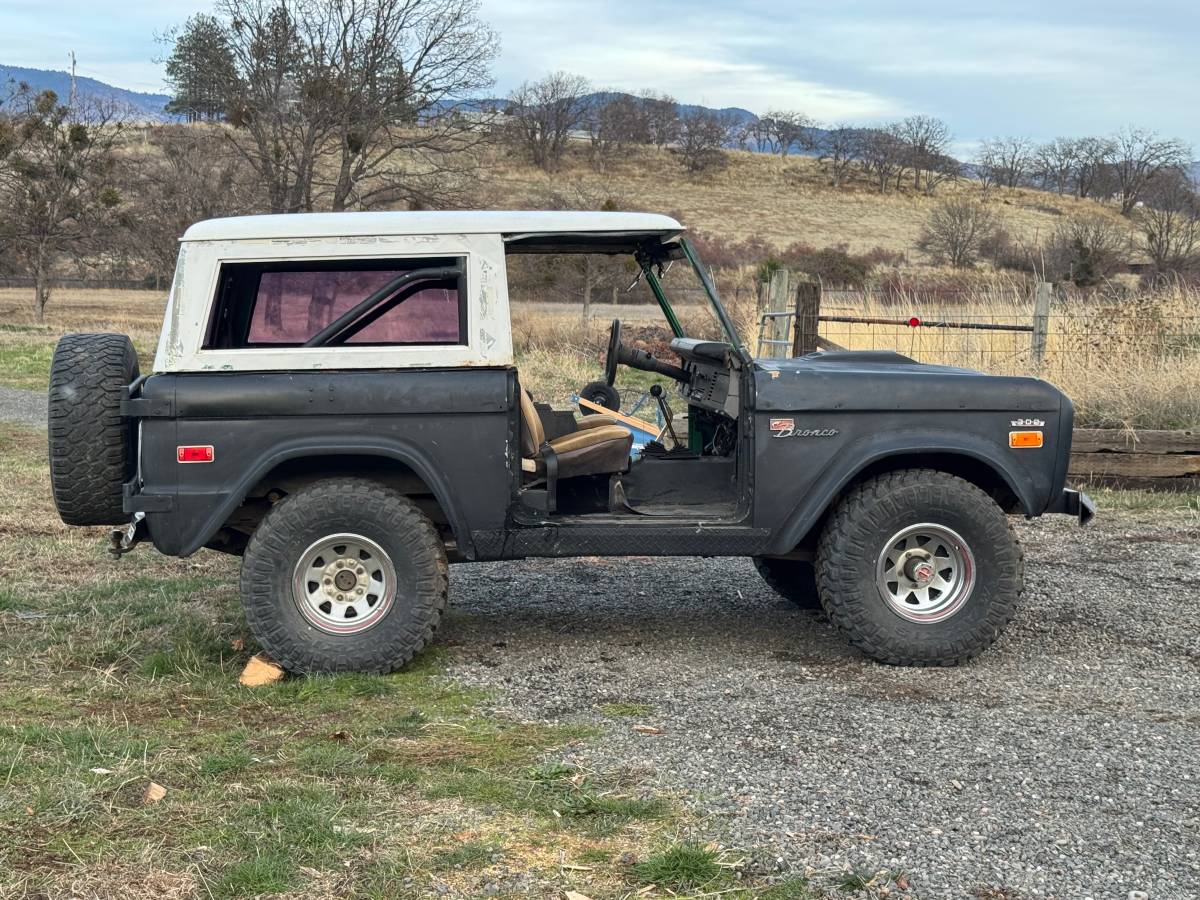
[181,210,685,242]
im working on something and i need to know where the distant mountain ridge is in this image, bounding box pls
[4,65,1197,177]
[0,65,175,120]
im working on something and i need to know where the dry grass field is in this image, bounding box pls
[478,143,1130,258]
[807,279,1200,430]
[2,279,1198,432]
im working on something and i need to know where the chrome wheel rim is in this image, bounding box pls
[292,533,396,635]
[875,523,975,623]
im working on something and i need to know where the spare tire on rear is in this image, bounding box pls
[48,333,140,526]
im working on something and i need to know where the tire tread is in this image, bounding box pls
[47,333,139,526]
[815,468,1024,667]
[239,478,448,674]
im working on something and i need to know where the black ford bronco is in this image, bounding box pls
[47,211,1093,673]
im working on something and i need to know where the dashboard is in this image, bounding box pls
[670,338,736,415]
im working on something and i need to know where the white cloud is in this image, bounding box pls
[481,0,901,120]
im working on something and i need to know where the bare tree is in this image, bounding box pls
[0,91,126,321]
[756,109,815,157]
[922,152,962,195]
[178,0,498,213]
[120,125,263,285]
[857,125,906,193]
[1032,137,1080,194]
[1137,169,1200,275]
[894,115,953,192]
[505,71,591,171]
[978,136,1035,189]
[918,199,999,268]
[585,93,648,170]
[676,108,733,174]
[742,116,771,154]
[319,0,497,211]
[1044,214,1131,285]
[816,124,860,188]
[639,90,680,149]
[1072,136,1116,200]
[217,0,315,213]
[1109,126,1192,215]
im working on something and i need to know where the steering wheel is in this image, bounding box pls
[603,318,622,386]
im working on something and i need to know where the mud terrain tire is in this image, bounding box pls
[240,478,448,674]
[816,469,1024,666]
[48,333,139,526]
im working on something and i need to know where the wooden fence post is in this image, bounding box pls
[1031,281,1051,367]
[765,268,791,358]
[793,280,822,356]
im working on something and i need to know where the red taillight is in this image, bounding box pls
[177,445,214,463]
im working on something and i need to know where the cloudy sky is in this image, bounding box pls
[3,0,1198,148]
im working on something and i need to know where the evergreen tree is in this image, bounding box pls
[164,14,237,122]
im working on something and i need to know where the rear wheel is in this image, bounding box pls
[48,333,139,526]
[239,478,448,674]
[752,557,821,610]
[816,469,1023,666]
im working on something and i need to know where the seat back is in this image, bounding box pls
[518,389,544,459]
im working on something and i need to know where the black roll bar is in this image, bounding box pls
[302,264,463,347]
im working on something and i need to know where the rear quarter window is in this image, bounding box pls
[204,257,466,349]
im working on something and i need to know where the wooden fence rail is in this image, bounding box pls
[1069,429,1200,489]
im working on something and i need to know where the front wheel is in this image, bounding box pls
[816,469,1023,666]
[239,478,448,674]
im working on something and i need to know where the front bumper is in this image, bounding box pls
[1046,488,1096,525]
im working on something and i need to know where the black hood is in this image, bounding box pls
[754,351,1065,413]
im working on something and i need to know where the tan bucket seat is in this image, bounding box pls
[519,390,633,499]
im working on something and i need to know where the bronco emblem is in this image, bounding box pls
[769,418,839,438]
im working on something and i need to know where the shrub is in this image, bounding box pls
[1043,214,1130,286]
[917,199,1000,268]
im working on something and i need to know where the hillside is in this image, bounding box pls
[0,65,174,120]
[478,142,1130,262]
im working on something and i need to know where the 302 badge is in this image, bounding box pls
[768,418,839,439]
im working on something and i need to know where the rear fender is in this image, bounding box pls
[176,436,469,558]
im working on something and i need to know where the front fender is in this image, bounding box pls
[764,428,1038,556]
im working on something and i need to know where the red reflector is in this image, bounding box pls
[908,316,921,327]
[177,445,214,463]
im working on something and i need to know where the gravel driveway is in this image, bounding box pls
[445,511,1200,899]
[0,386,46,427]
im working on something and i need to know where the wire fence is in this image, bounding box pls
[0,276,161,291]
[751,276,1200,380]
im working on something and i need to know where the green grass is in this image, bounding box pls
[0,336,154,390]
[598,701,654,718]
[0,424,704,898]
[1085,485,1200,513]
[633,842,727,891]
[759,878,823,900]
[0,340,55,389]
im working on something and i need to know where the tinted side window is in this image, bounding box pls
[205,257,465,348]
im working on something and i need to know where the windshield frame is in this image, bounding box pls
[680,238,743,350]
[638,238,743,351]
